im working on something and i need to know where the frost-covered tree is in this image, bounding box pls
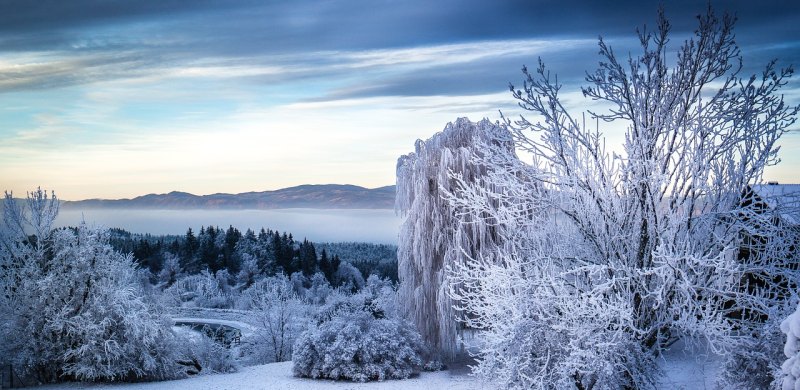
[235,253,262,290]
[163,270,232,308]
[305,272,333,305]
[0,188,180,383]
[440,8,798,389]
[157,252,184,288]
[239,275,305,363]
[396,117,513,359]
[333,261,365,291]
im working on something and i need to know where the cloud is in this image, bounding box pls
[309,40,604,101]
[0,35,600,99]
[1,0,798,199]
[0,0,796,95]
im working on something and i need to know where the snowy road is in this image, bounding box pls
[39,362,483,390]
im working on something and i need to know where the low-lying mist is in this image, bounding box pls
[55,208,401,244]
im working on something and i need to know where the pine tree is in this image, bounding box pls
[182,228,199,273]
[224,225,241,273]
[331,254,341,275]
[319,249,333,284]
[299,239,318,276]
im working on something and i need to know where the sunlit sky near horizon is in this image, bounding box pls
[1,0,798,200]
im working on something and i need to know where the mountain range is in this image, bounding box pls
[61,184,396,210]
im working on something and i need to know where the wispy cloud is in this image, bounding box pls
[0,0,798,199]
[0,37,597,96]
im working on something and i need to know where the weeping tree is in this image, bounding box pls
[395,118,514,360]
[445,7,798,389]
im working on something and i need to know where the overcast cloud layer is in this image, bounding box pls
[0,0,798,199]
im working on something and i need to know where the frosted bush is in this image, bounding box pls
[363,274,397,316]
[157,253,183,288]
[292,310,425,382]
[163,271,232,309]
[174,327,238,376]
[0,189,182,383]
[782,304,800,390]
[292,286,427,382]
[334,261,365,291]
[305,272,333,304]
[718,305,788,389]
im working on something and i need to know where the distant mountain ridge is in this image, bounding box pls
[61,184,396,210]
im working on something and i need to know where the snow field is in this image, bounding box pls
[39,362,483,390]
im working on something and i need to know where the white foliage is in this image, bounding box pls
[157,252,184,289]
[396,117,514,359]
[173,327,238,376]
[363,274,399,317]
[164,270,232,309]
[782,304,800,390]
[235,253,262,290]
[334,261,365,291]
[0,188,180,383]
[292,286,426,382]
[434,8,798,389]
[238,275,306,364]
[305,272,333,305]
[717,305,786,389]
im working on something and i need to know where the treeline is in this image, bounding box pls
[316,242,398,282]
[108,226,399,287]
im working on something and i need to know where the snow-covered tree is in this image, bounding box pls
[438,8,798,389]
[163,269,232,308]
[239,275,305,363]
[333,261,365,291]
[0,188,180,383]
[157,252,184,288]
[396,117,514,359]
[235,253,262,290]
[305,272,333,305]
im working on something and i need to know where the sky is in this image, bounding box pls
[0,0,798,200]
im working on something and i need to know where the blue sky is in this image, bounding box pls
[0,0,798,200]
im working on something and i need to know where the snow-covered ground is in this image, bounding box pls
[657,340,722,389]
[33,336,721,390]
[38,362,483,390]
[35,351,721,390]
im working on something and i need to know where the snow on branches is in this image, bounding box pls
[0,189,180,383]
[396,117,514,360]
[438,7,798,389]
[783,304,800,390]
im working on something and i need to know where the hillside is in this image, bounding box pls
[61,184,396,210]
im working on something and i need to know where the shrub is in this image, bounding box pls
[163,271,233,309]
[173,327,238,376]
[0,190,183,383]
[717,319,785,389]
[292,284,427,382]
[292,310,426,382]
